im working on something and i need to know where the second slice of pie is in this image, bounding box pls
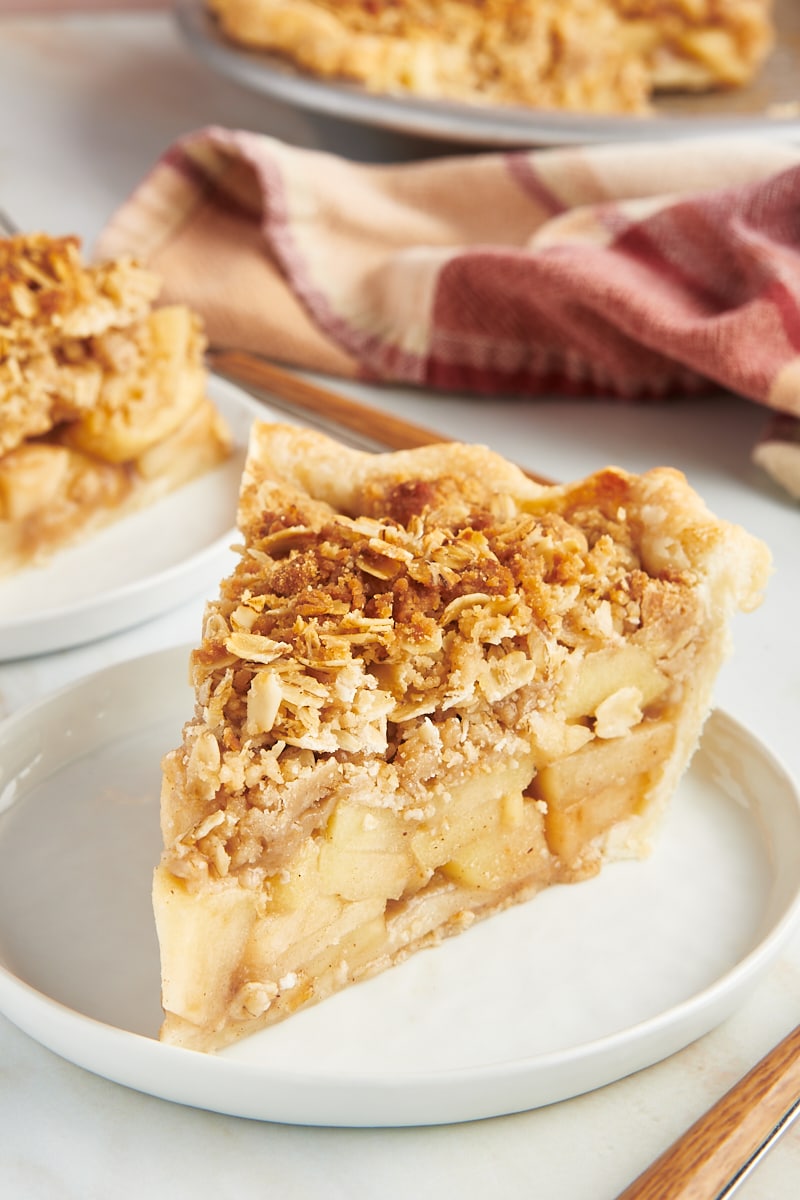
[154,423,770,1052]
[0,233,232,575]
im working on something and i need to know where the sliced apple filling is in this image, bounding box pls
[155,424,770,1051]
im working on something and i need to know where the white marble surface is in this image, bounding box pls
[0,10,799,1198]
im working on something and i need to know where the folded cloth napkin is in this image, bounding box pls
[96,126,800,499]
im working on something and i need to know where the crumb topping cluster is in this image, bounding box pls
[164,464,703,885]
[0,233,161,456]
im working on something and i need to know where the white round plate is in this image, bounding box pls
[0,646,799,1127]
[177,0,800,147]
[0,377,267,661]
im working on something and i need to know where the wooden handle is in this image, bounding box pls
[207,348,554,486]
[209,349,453,451]
[617,1023,800,1200]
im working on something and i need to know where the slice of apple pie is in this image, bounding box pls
[154,423,770,1052]
[0,233,232,575]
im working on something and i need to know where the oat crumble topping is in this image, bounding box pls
[0,233,160,456]
[165,457,709,886]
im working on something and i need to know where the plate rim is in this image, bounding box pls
[176,0,800,147]
[0,645,799,1125]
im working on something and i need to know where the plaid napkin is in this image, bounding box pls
[96,126,800,499]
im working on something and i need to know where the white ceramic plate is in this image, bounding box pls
[0,377,268,661]
[0,646,799,1127]
[177,0,800,147]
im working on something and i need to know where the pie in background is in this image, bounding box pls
[0,233,232,576]
[207,0,775,115]
[154,422,770,1052]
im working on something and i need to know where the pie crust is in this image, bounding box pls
[207,0,775,114]
[154,423,770,1051]
[0,234,232,575]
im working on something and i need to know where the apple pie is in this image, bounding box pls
[0,233,232,575]
[154,423,770,1051]
[207,0,774,115]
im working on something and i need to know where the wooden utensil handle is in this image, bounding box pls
[207,349,554,486]
[209,349,447,452]
[617,1023,800,1200]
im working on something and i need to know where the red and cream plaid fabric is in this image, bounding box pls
[97,126,800,498]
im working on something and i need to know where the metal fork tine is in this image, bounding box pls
[0,208,20,236]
